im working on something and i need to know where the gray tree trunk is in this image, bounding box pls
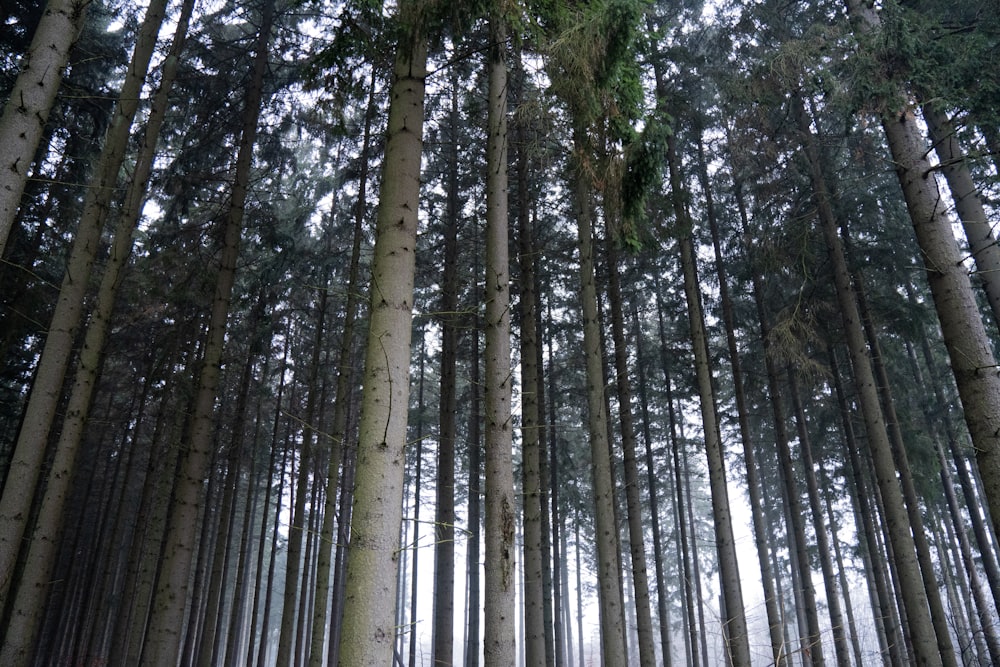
[0,0,189,659]
[483,13,516,667]
[571,126,628,667]
[0,0,87,254]
[336,0,428,662]
[845,0,1000,574]
[0,0,168,603]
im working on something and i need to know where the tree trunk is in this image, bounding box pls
[0,0,190,658]
[483,13,516,667]
[0,0,88,254]
[570,126,627,667]
[603,233,657,667]
[845,0,1000,562]
[277,286,329,667]
[748,260,825,667]
[308,68,375,667]
[633,306,673,666]
[513,45,547,667]
[433,44,461,667]
[787,371,852,667]
[139,3,275,662]
[336,0,428,661]
[667,132,751,665]
[922,104,1000,333]
[715,151,789,667]
[0,0,168,602]
[793,86,941,666]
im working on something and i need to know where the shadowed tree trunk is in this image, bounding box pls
[140,3,275,664]
[0,0,169,605]
[666,129,751,665]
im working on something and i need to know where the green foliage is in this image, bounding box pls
[619,113,671,250]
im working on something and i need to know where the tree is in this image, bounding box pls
[0,0,87,255]
[844,0,1000,555]
[483,10,516,667]
[139,2,276,663]
[336,0,430,662]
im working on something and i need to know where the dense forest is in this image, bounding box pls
[1,0,999,665]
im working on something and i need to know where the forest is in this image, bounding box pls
[1,0,999,665]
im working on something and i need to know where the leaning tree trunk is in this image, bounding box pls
[0,0,168,603]
[793,86,942,666]
[139,3,275,664]
[844,0,1000,562]
[336,0,428,662]
[483,12,516,667]
[0,0,191,660]
[922,104,1000,334]
[0,0,88,254]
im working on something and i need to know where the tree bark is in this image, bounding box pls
[483,13,516,667]
[0,0,168,602]
[0,0,87,254]
[336,0,428,661]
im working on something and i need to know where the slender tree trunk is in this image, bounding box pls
[466,286,483,667]
[714,152,788,667]
[793,87,941,666]
[0,0,88,253]
[829,347,905,667]
[0,1,190,658]
[278,286,330,667]
[308,68,375,667]
[139,5,275,663]
[654,286,700,667]
[633,306,672,666]
[570,126,627,667]
[922,105,1000,333]
[408,326,426,667]
[513,46,547,667]
[432,45,461,667]
[483,14,516,667]
[337,1,428,661]
[666,131,751,665]
[787,371,852,667]
[821,470,866,667]
[603,234,656,667]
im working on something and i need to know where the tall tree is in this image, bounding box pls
[844,0,1000,551]
[139,2,276,663]
[336,0,430,662]
[0,0,168,605]
[0,0,193,660]
[483,8,516,667]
